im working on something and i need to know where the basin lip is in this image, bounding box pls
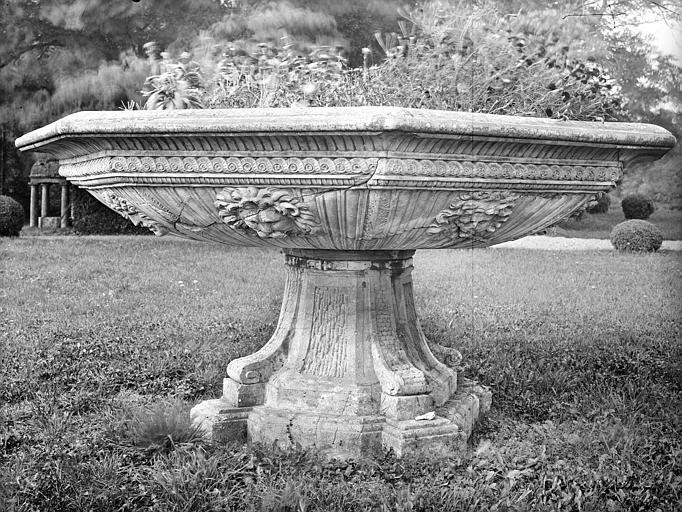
[16,106,676,154]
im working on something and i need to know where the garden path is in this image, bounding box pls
[494,235,682,251]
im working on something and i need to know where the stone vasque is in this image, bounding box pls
[16,107,675,457]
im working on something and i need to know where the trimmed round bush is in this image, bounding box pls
[586,193,611,214]
[621,193,655,219]
[610,220,663,252]
[0,195,25,237]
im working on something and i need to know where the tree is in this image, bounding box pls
[0,0,226,70]
[292,0,407,67]
[0,0,227,212]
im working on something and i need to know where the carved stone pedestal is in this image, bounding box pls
[191,250,491,457]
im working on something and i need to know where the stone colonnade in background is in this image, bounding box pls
[28,178,71,229]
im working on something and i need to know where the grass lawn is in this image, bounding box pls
[552,206,682,240]
[1,236,681,511]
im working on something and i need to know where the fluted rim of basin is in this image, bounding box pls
[16,107,676,153]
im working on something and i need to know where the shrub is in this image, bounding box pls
[71,187,150,236]
[0,195,24,236]
[586,193,611,214]
[621,193,655,219]
[610,219,663,252]
[143,59,205,110]
[199,1,625,120]
[356,4,623,119]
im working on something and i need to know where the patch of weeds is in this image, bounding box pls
[105,396,205,455]
[146,445,253,511]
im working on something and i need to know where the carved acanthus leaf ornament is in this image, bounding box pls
[427,191,520,242]
[215,186,320,239]
[96,191,169,236]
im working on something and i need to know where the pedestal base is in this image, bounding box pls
[191,250,491,458]
[248,407,385,455]
[382,378,491,457]
[190,398,251,444]
[191,378,490,457]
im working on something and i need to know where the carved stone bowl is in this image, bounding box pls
[17,107,675,457]
[17,107,674,249]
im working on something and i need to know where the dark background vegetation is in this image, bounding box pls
[1,0,680,215]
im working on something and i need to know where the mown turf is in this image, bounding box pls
[1,237,680,511]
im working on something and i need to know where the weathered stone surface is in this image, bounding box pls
[189,399,251,444]
[248,406,385,454]
[15,107,675,249]
[16,107,675,458]
[380,393,434,421]
[192,251,479,456]
[382,378,492,457]
[16,107,676,151]
[383,417,464,458]
[38,216,61,230]
[222,378,265,407]
[437,378,492,440]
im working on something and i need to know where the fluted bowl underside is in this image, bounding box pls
[16,107,675,249]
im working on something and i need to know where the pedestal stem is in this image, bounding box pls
[191,250,490,457]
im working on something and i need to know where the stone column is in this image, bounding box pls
[40,183,49,219]
[70,187,76,221]
[191,250,490,458]
[29,184,39,227]
[60,182,69,228]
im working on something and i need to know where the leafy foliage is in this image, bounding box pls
[70,187,150,235]
[610,219,663,252]
[140,46,206,110]
[585,193,611,214]
[292,0,404,68]
[205,37,354,108]
[0,0,225,69]
[199,1,628,120]
[358,3,625,119]
[552,205,682,240]
[621,193,656,220]
[0,195,24,236]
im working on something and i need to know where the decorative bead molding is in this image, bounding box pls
[93,190,169,236]
[215,187,320,239]
[427,191,520,242]
[59,155,620,183]
[62,156,379,177]
[383,159,620,181]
